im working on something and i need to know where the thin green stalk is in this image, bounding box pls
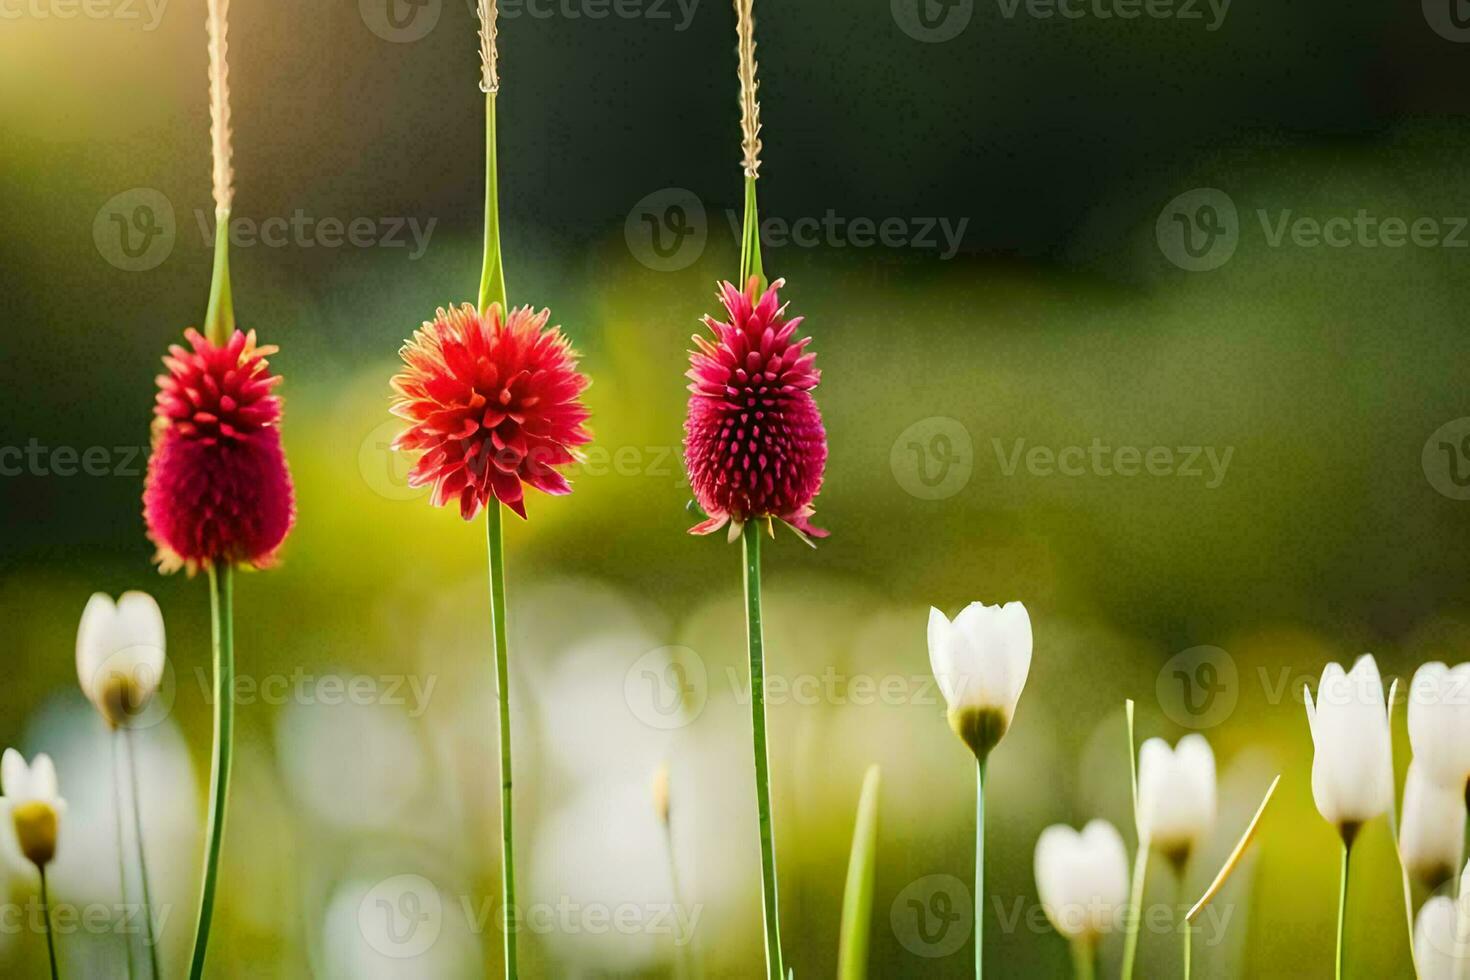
[126,728,162,979]
[1183,921,1192,980]
[112,735,136,979]
[189,565,234,980]
[203,213,233,346]
[664,823,696,980]
[1336,838,1352,980]
[837,765,881,980]
[742,524,783,980]
[975,759,986,980]
[486,504,518,978]
[40,867,58,980]
[1121,700,1146,980]
[1070,938,1096,980]
[1383,678,1420,979]
[739,175,765,289]
[478,92,507,312]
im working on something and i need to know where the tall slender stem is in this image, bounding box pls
[189,565,234,980]
[742,524,783,980]
[126,728,161,979]
[112,735,136,979]
[486,504,518,978]
[1070,938,1096,980]
[739,175,764,289]
[1183,920,1192,980]
[40,867,58,980]
[478,91,507,312]
[1121,700,1145,980]
[204,0,234,346]
[1336,838,1352,980]
[974,759,986,980]
[203,215,234,346]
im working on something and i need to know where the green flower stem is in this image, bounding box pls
[126,728,161,980]
[739,175,765,290]
[1336,838,1352,980]
[203,212,234,347]
[111,736,135,979]
[742,524,784,980]
[975,759,986,980]
[1121,699,1146,980]
[1183,921,1192,980]
[189,564,234,980]
[478,91,508,313]
[40,866,58,980]
[1070,938,1096,980]
[486,503,518,979]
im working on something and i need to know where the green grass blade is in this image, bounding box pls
[837,765,882,980]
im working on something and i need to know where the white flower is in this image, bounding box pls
[1137,734,1216,866]
[1401,759,1466,890]
[927,601,1032,760]
[1303,655,1393,834]
[75,591,166,729]
[1033,819,1129,944]
[0,749,66,868]
[1409,662,1470,794]
[1415,894,1470,980]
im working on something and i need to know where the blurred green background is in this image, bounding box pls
[3,0,1470,975]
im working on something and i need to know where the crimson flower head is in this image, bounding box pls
[684,277,827,543]
[390,303,592,521]
[143,328,296,574]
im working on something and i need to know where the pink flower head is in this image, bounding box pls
[143,328,296,574]
[684,277,827,542]
[390,303,592,521]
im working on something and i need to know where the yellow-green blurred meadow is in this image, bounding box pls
[4,0,1470,976]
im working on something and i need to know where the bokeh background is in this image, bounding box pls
[4,0,1470,975]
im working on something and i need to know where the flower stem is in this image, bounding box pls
[189,564,234,980]
[739,175,764,290]
[1070,938,1096,980]
[203,212,234,347]
[742,524,783,980]
[126,728,161,980]
[1121,699,1146,980]
[1183,917,1192,980]
[111,736,136,980]
[1336,838,1352,980]
[40,866,58,980]
[478,91,508,313]
[975,759,986,980]
[486,503,518,978]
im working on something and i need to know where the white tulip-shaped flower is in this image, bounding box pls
[1034,819,1130,945]
[1409,662,1470,795]
[0,750,66,868]
[1401,759,1467,890]
[1415,894,1470,980]
[927,601,1032,761]
[76,591,166,729]
[1303,655,1393,837]
[1137,734,1216,868]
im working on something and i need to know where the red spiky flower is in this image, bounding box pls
[684,277,828,542]
[390,303,592,521]
[142,328,296,574]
